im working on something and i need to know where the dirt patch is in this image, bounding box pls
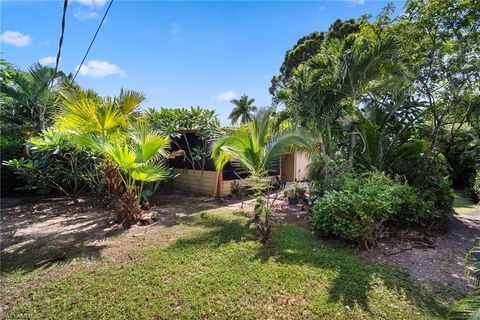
[0,192,221,318]
[361,209,480,302]
[221,192,312,230]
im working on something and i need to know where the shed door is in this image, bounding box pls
[281,153,295,182]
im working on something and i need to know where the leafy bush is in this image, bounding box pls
[0,135,25,195]
[474,170,480,203]
[310,171,430,246]
[3,129,103,196]
[307,154,347,198]
[391,144,453,217]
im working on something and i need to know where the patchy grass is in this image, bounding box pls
[3,208,447,319]
[453,191,479,215]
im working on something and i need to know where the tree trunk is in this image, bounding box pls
[318,133,326,154]
[347,124,357,171]
[347,99,357,171]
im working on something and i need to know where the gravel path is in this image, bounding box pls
[362,200,480,300]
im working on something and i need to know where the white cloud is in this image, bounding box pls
[74,8,99,20]
[75,60,127,78]
[0,30,31,47]
[348,0,365,4]
[73,0,106,8]
[214,90,237,102]
[38,56,57,66]
[170,22,181,35]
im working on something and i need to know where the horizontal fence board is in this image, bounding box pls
[172,169,218,196]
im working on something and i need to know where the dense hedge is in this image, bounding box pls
[309,171,431,246]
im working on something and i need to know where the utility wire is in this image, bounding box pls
[54,0,69,74]
[73,0,114,81]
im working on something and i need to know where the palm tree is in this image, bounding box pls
[57,84,145,137]
[1,63,65,157]
[100,126,170,198]
[276,41,343,156]
[57,85,168,225]
[212,108,312,243]
[228,95,257,124]
[333,33,402,170]
[280,32,402,171]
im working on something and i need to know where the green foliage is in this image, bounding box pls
[448,244,480,319]
[3,128,102,196]
[230,180,248,199]
[356,102,424,172]
[147,106,220,171]
[310,171,429,246]
[474,170,480,203]
[392,147,454,217]
[213,108,313,243]
[146,106,219,136]
[0,63,65,135]
[270,18,360,95]
[57,85,142,136]
[0,134,25,194]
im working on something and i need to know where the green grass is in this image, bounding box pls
[453,191,479,215]
[5,209,447,319]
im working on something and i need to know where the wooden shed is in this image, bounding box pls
[280,150,310,182]
[168,130,280,197]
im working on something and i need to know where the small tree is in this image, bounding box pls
[212,108,312,243]
[146,107,220,193]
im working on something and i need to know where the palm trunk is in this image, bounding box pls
[347,124,357,171]
[318,133,326,154]
[347,99,357,171]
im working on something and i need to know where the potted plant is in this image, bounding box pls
[287,188,299,205]
[293,182,307,198]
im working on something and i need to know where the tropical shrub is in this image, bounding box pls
[310,171,429,246]
[146,106,220,193]
[392,147,453,220]
[0,135,25,195]
[4,128,102,196]
[212,108,312,243]
[474,169,480,203]
[307,154,347,198]
[230,180,248,199]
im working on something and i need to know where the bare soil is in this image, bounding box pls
[361,208,480,301]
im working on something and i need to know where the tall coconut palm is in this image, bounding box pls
[212,108,312,243]
[228,95,257,124]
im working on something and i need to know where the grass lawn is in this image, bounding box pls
[453,191,479,215]
[3,207,448,319]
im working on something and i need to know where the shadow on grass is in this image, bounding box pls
[0,197,120,275]
[0,194,213,275]
[168,210,448,318]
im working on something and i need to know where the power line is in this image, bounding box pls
[54,0,69,74]
[73,0,114,81]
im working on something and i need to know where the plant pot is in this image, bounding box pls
[287,195,299,205]
[297,189,306,198]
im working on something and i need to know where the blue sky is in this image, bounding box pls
[1,0,403,123]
